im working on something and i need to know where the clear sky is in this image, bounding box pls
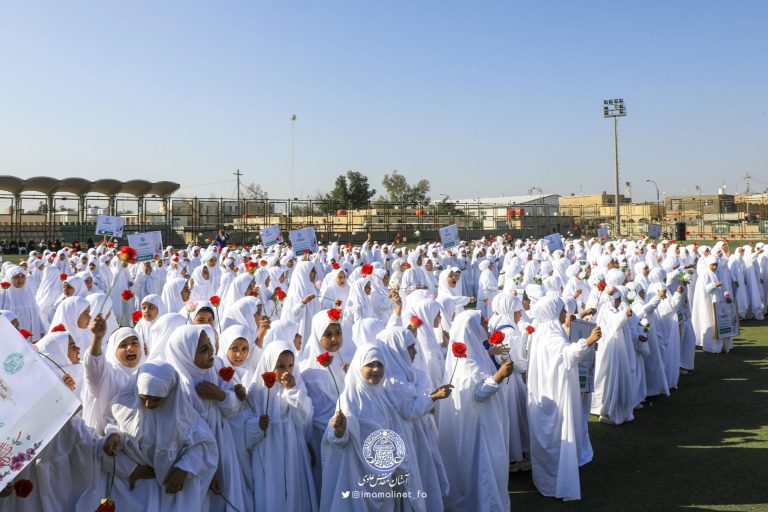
[1,1,766,202]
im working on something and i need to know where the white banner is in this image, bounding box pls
[95,214,125,238]
[289,227,319,254]
[260,224,283,248]
[597,226,609,239]
[127,231,164,262]
[439,224,460,249]
[714,301,739,339]
[0,317,81,487]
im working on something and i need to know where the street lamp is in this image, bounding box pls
[646,179,660,221]
[290,114,297,200]
[603,98,627,236]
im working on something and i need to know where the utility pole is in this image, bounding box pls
[603,98,627,237]
[234,169,243,244]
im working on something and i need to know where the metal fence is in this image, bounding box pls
[0,192,765,252]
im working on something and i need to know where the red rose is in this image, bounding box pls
[451,342,468,359]
[246,261,258,274]
[316,351,334,367]
[209,295,221,307]
[206,237,213,242]
[117,246,138,264]
[59,273,68,281]
[260,260,268,267]
[332,262,340,270]
[489,330,505,345]
[409,316,424,329]
[18,329,33,339]
[403,263,411,269]
[132,310,143,324]
[219,366,235,382]
[303,249,311,255]
[51,323,66,332]
[327,308,342,322]
[361,263,374,276]
[596,281,606,292]
[96,498,116,512]
[525,325,536,335]
[0,281,10,289]
[261,371,278,388]
[273,287,286,301]
[13,479,33,498]
[121,289,134,301]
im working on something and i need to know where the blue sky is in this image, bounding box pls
[1,1,766,202]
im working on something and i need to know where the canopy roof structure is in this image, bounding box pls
[0,176,179,197]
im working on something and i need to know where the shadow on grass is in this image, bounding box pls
[509,319,768,512]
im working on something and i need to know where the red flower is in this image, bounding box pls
[121,289,134,301]
[273,287,286,301]
[525,325,536,335]
[206,237,213,242]
[219,366,235,382]
[332,262,340,270]
[361,263,374,276]
[19,329,33,339]
[209,295,221,307]
[451,342,468,359]
[260,260,268,267]
[59,273,68,281]
[409,316,424,329]
[489,330,505,345]
[596,281,606,292]
[13,479,33,498]
[327,308,342,322]
[303,249,311,255]
[51,323,66,332]
[403,263,411,270]
[132,310,143,324]
[0,281,10,289]
[230,243,237,248]
[245,261,258,274]
[316,351,334,367]
[261,371,278,388]
[96,498,116,512]
[117,246,138,264]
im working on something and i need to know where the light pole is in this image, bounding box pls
[290,114,297,200]
[646,178,660,223]
[603,98,626,236]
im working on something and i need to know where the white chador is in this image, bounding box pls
[527,296,592,501]
[692,256,729,353]
[590,290,635,425]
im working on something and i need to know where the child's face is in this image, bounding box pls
[274,351,295,381]
[194,331,215,369]
[336,272,346,286]
[227,338,250,367]
[433,313,441,329]
[142,302,159,322]
[139,394,166,410]
[116,336,141,368]
[321,323,343,352]
[293,333,302,351]
[514,311,522,324]
[193,310,214,326]
[77,307,91,329]
[361,361,384,385]
[67,336,80,364]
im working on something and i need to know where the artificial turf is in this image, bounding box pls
[509,319,768,511]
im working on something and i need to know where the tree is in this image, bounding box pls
[381,170,431,207]
[243,183,268,200]
[317,171,377,213]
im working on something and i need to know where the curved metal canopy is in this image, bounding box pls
[0,176,179,197]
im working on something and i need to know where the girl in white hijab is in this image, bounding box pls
[161,276,190,315]
[220,273,254,319]
[262,318,301,351]
[188,265,216,302]
[436,310,513,511]
[47,274,87,323]
[82,322,145,434]
[94,362,219,512]
[48,296,92,352]
[1,265,46,340]
[133,294,167,355]
[165,325,249,512]
[280,260,320,344]
[245,340,317,512]
[477,260,499,318]
[345,278,375,324]
[376,327,451,511]
[527,296,600,501]
[407,299,446,390]
[146,313,188,363]
[320,343,426,512]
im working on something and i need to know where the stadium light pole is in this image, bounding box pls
[646,178,660,220]
[603,98,626,237]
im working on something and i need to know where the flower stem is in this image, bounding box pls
[328,366,341,411]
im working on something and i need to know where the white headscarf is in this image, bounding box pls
[48,296,91,350]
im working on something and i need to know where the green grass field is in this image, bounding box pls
[509,319,768,511]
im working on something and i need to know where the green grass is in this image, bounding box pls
[509,319,768,511]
